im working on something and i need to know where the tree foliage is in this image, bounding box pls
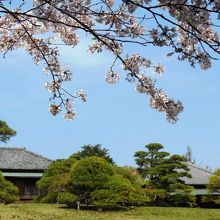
[0,120,16,144]
[69,157,115,198]
[1,1,220,122]
[0,172,18,204]
[38,155,147,209]
[37,157,77,203]
[134,143,195,206]
[204,169,220,205]
[57,192,78,208]
[67,156,147,209]
[90,174,146,208]
[207,169,220,193]
[38,144,115,203]
[70,144,114,164]
[134,143,169,180]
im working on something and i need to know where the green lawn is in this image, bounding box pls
[0,204,220,220]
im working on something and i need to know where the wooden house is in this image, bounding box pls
[0,147,52,200]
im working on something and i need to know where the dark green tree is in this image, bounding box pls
[0,172,18,204]
[0,120,16,144]
[70,144,114,164]
[160,154,195,206]
[134,143,169,182]
[134,143,195,206]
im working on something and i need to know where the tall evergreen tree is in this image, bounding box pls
[70,144,114,164]
[134,143,195,206]
[134,143,169,181]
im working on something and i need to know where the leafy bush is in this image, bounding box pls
[38,155,148,209]
[58,192,78,207]
[38,193,58,204]
[0,172,18,204]
[200,169,220,207]
[69,157,147,209]
[91,174,146,209]
[37,157,76,203]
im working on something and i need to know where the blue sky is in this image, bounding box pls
[0,35,220,170]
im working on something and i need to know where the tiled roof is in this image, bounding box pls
[182,163,213,185]
[0,147,52,170]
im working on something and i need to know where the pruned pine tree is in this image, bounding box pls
[135,143,195,206]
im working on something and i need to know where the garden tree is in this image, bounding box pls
[115,166,145,186]
[203,169,220,205]
[69,156,115,202]
[38,143,115,203]
[134,143,171,203]
[91,166,147,208]
[38,155,146,208]
[0,172,18,204]
[134,143,195,206]
[207,169,220,193]
[90,173,147,208]
[59,156,147,209]
[134,143,169,180]
[1,1,220,122]
[37,157,77,203]
[70,144,114,164]
[0,120,16,144]
[159,154,195,206]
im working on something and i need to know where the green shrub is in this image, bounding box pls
[58,192,78,207]
[37,158,76,203]
[38,193,58,203]
[91,174,146,209]
[0,172,18,204]
[70,157,147,209]
[38,155,148,209]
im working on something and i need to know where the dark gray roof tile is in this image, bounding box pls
[0,147,52,170]
[182,163,213,185]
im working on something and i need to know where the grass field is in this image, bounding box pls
[0,204,220,220]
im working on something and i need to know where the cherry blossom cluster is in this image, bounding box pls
[0,0,220,122]
[105,71,120,84]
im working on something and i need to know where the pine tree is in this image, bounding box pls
[0,120,16,144]
[134,143,195,206]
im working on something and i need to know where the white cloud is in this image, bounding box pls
[58,36,112,69]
